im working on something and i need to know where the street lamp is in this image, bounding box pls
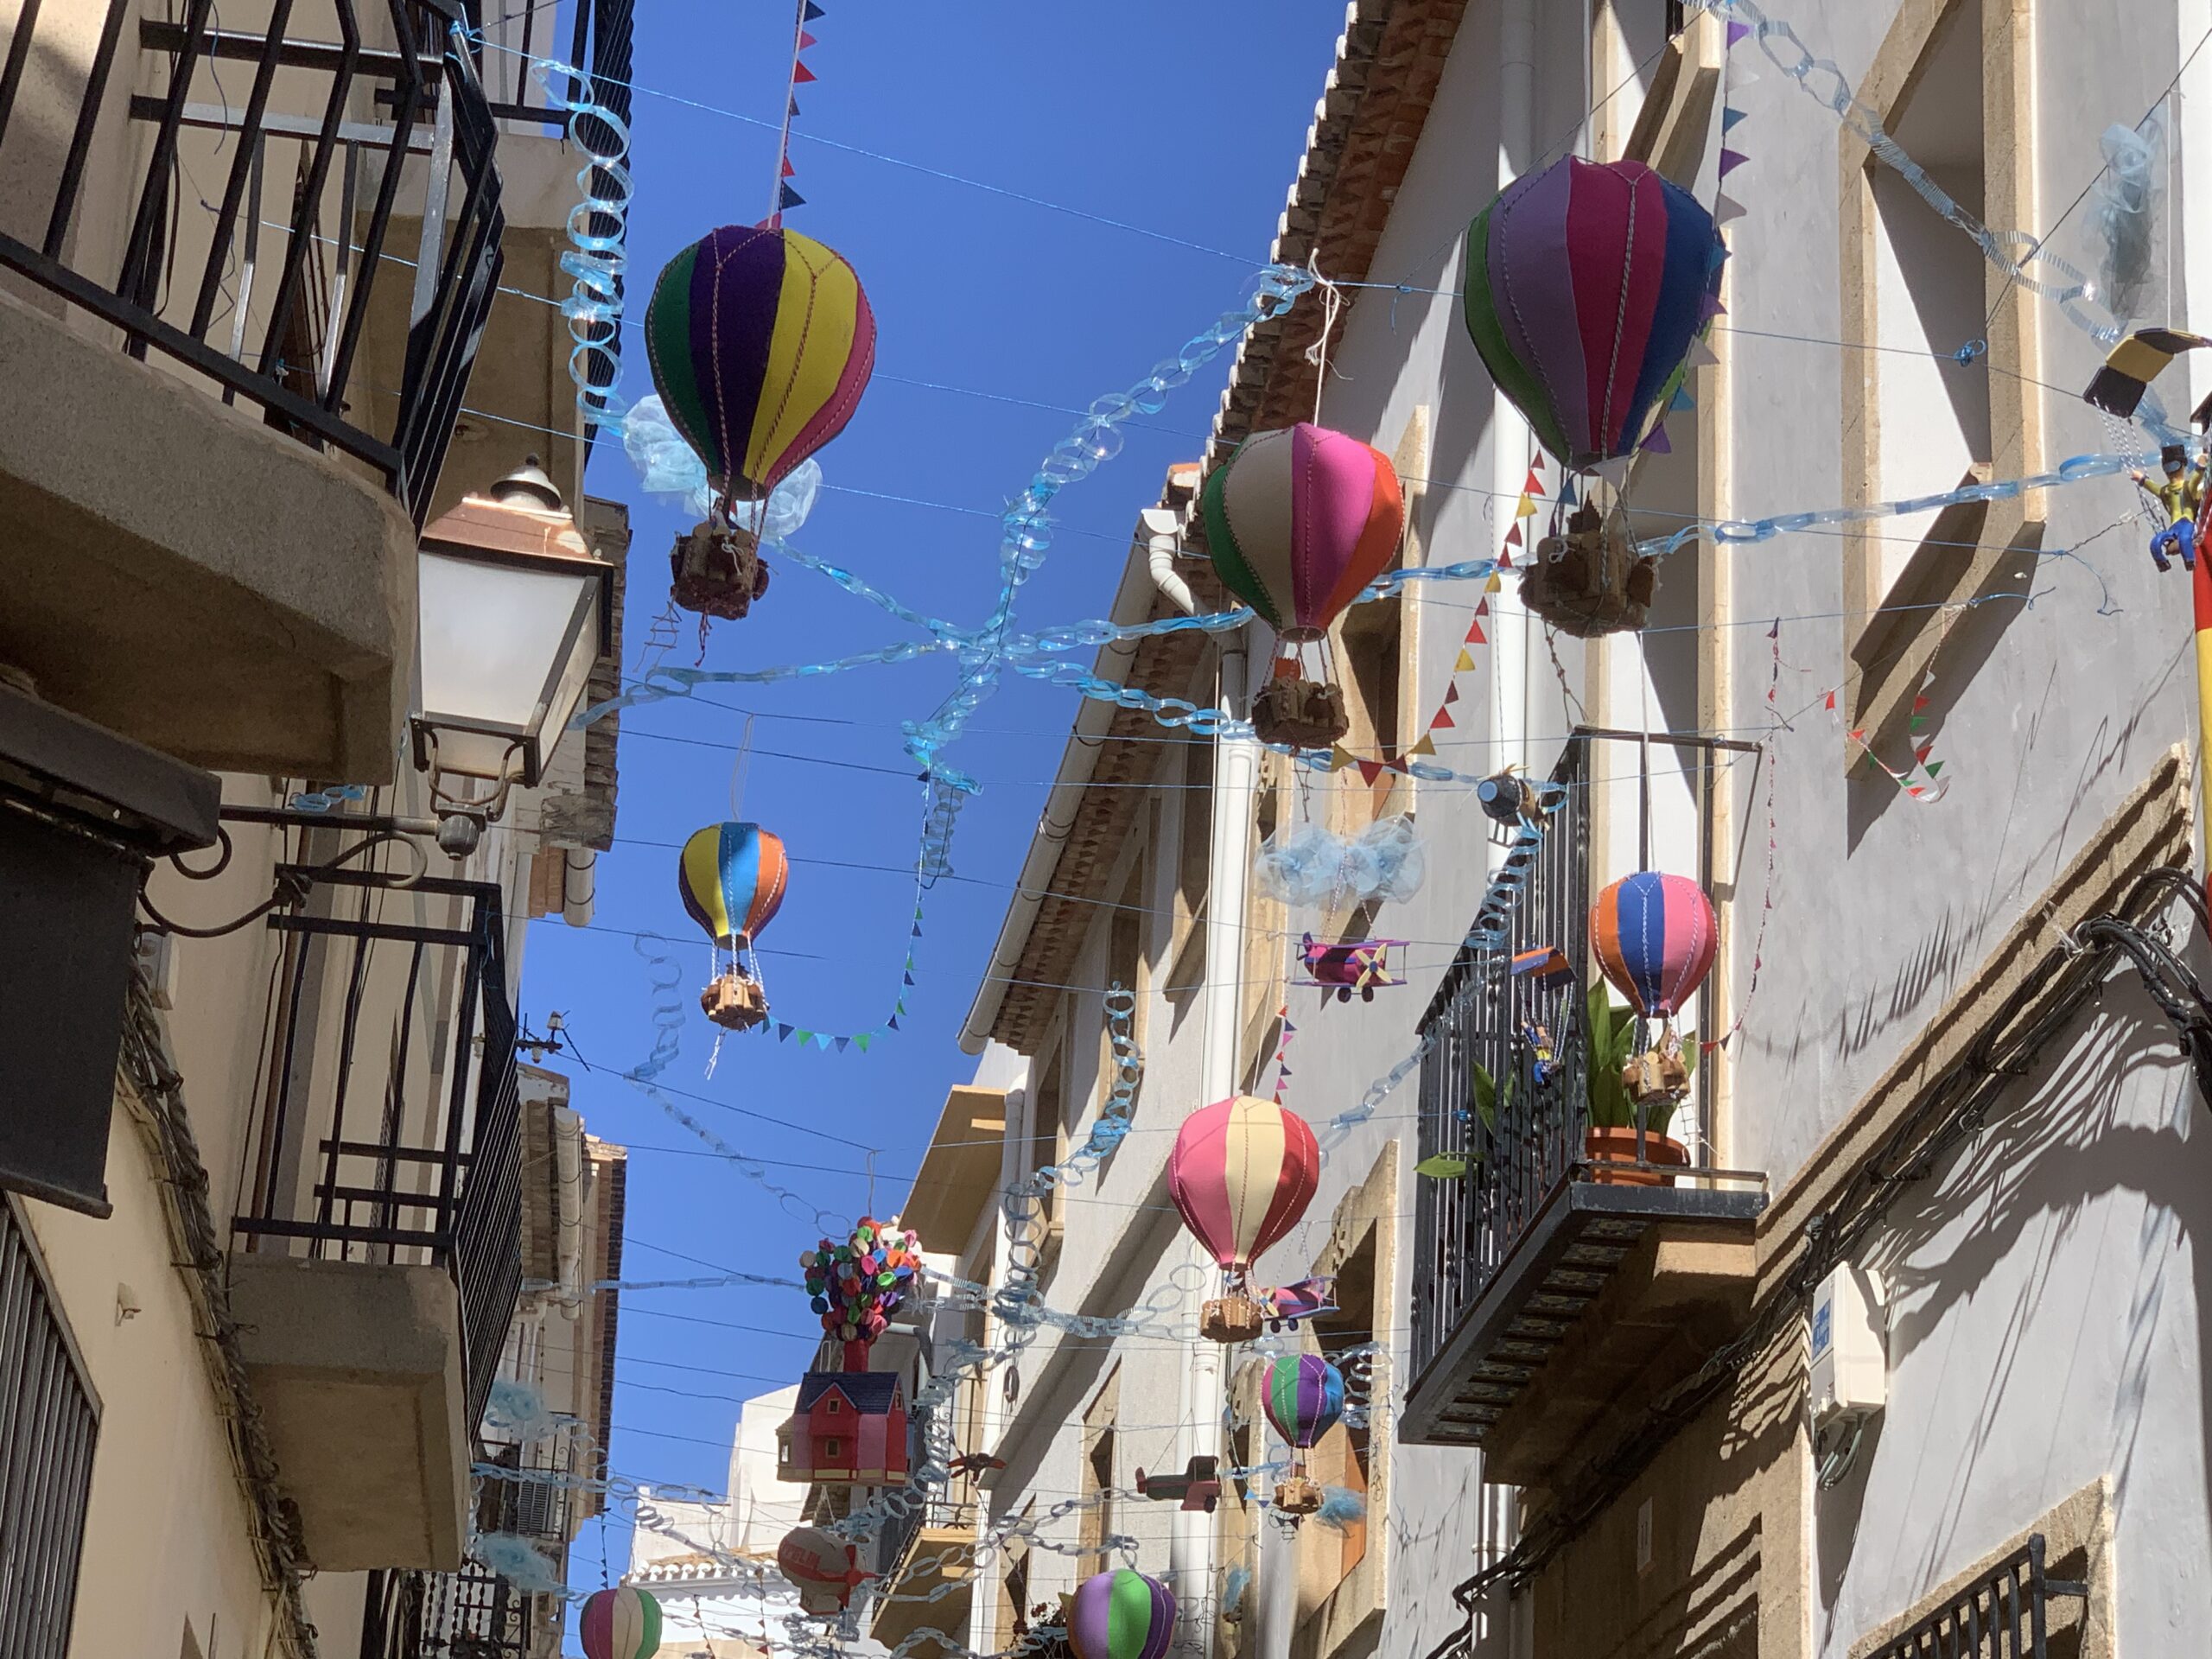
[411,456,612,852]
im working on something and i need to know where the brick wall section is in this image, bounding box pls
[988,0,1469,1054]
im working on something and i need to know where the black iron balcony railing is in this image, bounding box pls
[0,0,504,528]
[479,1428,575,1543]
[233,867,522,1436]
[1405,731,1766,1440]
[1865,1535,2088,1659]
[363,1563,539,1659]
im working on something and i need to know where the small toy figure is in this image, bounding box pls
[1520,1021,1558,1085]
[2131,443,2206,572]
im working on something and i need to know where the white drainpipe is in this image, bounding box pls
[560,848,596,927]
[1491,0,1537,856]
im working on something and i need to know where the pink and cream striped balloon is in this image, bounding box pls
[1199,423,1406,641]
[1167,1096,1321,1280]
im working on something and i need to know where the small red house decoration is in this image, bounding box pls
[777,1370,909,1486]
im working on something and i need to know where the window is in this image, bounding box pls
[1103,846,1149,1090]
[826,1397,842,1414]
[825,1437,842,1459]
[1840,0,2041,752]
[1077,1368,1120,1580]
[0,1197,99,1654]
[1166,734,1213,1000]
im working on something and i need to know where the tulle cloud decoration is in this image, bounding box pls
[474,1532,566,1595]
[1256,817,1427,908]
[483,1377,555,1443]
[623,393,821,537]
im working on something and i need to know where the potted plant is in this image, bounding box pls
[1582,981,1694,1185]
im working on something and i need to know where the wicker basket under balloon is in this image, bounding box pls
[1521,505,1658,639]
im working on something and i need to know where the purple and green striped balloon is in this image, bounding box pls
[1262,1352,1346,1455]
[1068,1567,1177,1659]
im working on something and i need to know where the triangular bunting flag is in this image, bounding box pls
[1726,18,1750,46]
[1504,523,1522,547]
[1913,695,1930,710]
[1906,785,1925,798]
[804,0,825,16]
[1409,734,1436,758]
[834,1035,850,1052]
[796,1029,815,1046]
[1698,290,1727,321]
[777,1023,794,1040]
[1475,598,1490,617]
[1910,715,1928,733]
[856,1033,872,1052]
[1444,683,1461,705]
[779,181,806,211]
[1714,194,1747,225]
[1825,690,1838,711]
[782,156,797,177]
[1723,105,1747,133]
[903,971,915,986]
[793,61,818,84]
[1453,648,1476,672]
[1433,706,1457,729]
[1515,493,1537,518]
[1469,620,1488,645]
[895,999,906,1014]
[1924,760,1944,778]
[1719,148,1749,178]
[1557,477,1579,507]
[887,1014,900,1031]
[1670,385,1695,412]
[1591,455,1634,486]
[787,95,801,118]
[1357,760,1383,785]
[1522,468,1544,495]
[911,922,922,937]
[1484,573,1503,593]
[1688,337,1721,369]
[799,30,818,48]
[1642,424,1673,454]
[1330,743,1358,772]
[1915,743,1934,763]
[1498,545,1514,567]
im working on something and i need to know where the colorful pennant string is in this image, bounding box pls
[769,0,824,226]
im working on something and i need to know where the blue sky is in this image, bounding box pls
[514,0,1352,1605]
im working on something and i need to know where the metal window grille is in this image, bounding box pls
[0,1197,99,1656]
[0,0,505,528]
[1864,1535,2088,1659]
[362,1563,538,1659]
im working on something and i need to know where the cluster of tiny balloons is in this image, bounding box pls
[802,1217,922,1351]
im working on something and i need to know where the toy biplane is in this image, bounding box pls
[1135,1455,1221,1513]
[1257,1276,1338,1332]
[1300,933,1407,1002]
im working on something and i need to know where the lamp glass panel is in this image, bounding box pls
[418,549,594,779]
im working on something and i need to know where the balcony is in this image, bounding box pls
[868,1495,979,1659]
[0,0,504,779]
[362,1562,546,1659]
[1400,734,1766,1486]
[228,866,522,1571]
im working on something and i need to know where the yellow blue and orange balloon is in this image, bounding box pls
[678,822,789,948]
[1590,871,1717,1019]
[645,224,876,502]
[1069,1567,1177,1659]
[1462,156,1726,469]
[1200,423,1406,640]
[581,1586,662,1659]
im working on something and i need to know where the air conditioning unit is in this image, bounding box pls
[1808,1262,1886,1433]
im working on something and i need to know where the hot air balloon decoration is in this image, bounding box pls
[1201,423,1407,749]
[679,822,789,1032]
[1069,1567,1178,1659]
[1589,871,1716,1165]
[803,1217,923,1369]
[645,223,876,623]
[778,1525,874,1615]
[1462,156,1726,635]
[1168,1096,1320,1343]
[581,1586,663,1659]
[1262,1352,1346,1516]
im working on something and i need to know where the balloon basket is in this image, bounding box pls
[1622,1044,1688,1106]
[1522,504,1656,638]
[1274,1475,1323,1516]
[702,971,769,1032]
[1201,1293,1266,1344]
[1251,676,1349,750]
[671,521,771,620]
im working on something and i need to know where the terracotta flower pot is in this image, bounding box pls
[1583,1126,1688,1187]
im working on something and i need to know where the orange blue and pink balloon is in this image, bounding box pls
[1167,1096,1319,1280]
[581,1586,662,1659]
[645,224,876,501]
[1590,871,1717,1019]
[1069,1567,1177,1659]
[1462,156,1726,469]
[1199,424,1406,640]
[678,822,789,948]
